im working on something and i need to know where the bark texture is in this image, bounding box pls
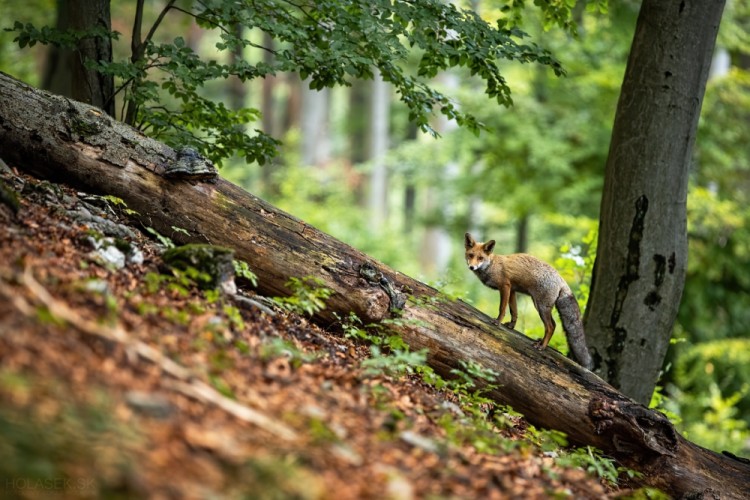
[43,0,114,116]
[584,0,726,404]
[70,0,114,116]
[0,72,748,497]
[42,0,73,99]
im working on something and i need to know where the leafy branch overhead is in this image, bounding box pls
[7,0,563,165]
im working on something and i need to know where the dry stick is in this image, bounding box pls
[2,268,297,441]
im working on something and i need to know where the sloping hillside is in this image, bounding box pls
[0,166,625,498]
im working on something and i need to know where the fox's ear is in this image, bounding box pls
[464,232,476,249]
[484,240,496,253]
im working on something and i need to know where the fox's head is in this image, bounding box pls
[464,232,495,272]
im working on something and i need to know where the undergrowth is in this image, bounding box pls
[121,234,641,490]
[332,308,642,489]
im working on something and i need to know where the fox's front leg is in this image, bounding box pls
[496,282,511,325]
[504,291,517,329]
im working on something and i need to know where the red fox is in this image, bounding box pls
[464,232,593,369]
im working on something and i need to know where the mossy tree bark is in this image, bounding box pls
[0,71,748,496]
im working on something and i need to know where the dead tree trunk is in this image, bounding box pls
[0,71,748,497]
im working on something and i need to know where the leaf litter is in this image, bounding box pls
[0,168,628,499]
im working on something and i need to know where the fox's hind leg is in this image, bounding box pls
[533,302,556,350]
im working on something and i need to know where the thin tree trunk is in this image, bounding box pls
[515,214,529,254]
[584,0,725,404]
[367,69,389,230]
[300,84,330,166]
[348,79,369,165]
[0,71,748,498]
[227,23,246,112]
[260,32,275,192]
[419,73,458,275]
[403,122,418,235]
[281,73,302,137]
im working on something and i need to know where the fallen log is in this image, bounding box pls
[1,71,747,497]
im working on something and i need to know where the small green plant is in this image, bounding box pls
[436,408,520,455]
[144,227,175,249]
[161,305,191,325]
[258,337,320,367]
[144,271,169,294]
[335,312,418,352]
[307,417,340,444]
[171,226,190,237]
[235,339,251,355]
[223,304,245,331]
[209,375,235,398]
[525,424,569,452]
[556,446,641,486]
[144,265,214,297]
[361,346,429,377]
[233,259,259,287]
[649,384,682,425]
[336,311,367,340]
[616,487,671,499]
[271,276,333,316]
[168,267,212,296]
[343,311,527,455]
[203,288,221,303]
[35,305,67,327]
[446,359,500,398]
[92,194,140,216]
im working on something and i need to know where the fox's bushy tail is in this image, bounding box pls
[555,293,593,370]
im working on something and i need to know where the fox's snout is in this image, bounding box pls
[466,257,487,271]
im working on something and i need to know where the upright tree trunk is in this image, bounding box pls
[300,84,330,166]
[403,122,419,235]
[584,0,725,404]
[42,0,73,99]
[419,73,458,275]
[281,73,302,137]
[43,0,114,117]
[227,23,246,113]
[367,69,389,230]
[260,32,275,192]
[70,0,113,116]
[515,214,529,254]
[260,33,275,138]
[346,79,370,205]
[348,79,369,165]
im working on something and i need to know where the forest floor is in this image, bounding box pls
[0,167,633,498]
